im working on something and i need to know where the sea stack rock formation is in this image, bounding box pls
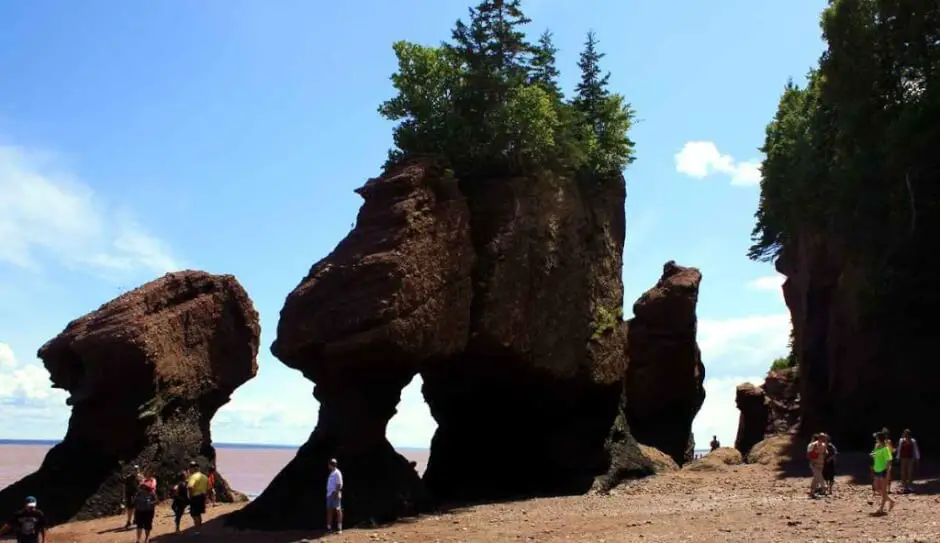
[733,383,768,457]
[734,367,800,458]
[624,261,706,465]
[231,159,646,529]
[0,271,260,525]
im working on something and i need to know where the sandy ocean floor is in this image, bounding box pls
[34,455,940,543]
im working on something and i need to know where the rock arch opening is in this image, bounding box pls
[387,376,435,475]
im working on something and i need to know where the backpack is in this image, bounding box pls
[806,442,820,460]
[134,490,156,512]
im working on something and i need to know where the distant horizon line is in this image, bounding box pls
[0,438,432,451]
[0,438,713,454]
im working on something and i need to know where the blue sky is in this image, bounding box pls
[0,0,825,450]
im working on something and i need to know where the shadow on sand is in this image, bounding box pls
[150,501,484,542]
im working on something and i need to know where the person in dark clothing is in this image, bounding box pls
[0,496,47,543]
[171,471,190,532]
[123,464,143,529]
[710,436,720,451]
[822,433,838,494]
[133,482,158,543]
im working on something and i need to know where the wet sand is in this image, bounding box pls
[36,456,940,542]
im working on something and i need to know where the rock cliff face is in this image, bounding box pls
[0,271,259,525]
[624,262,706,465]
[230,160,645,529]
[734,368,800,458]
[772,234,940,452]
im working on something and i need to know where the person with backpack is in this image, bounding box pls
[133,482,158,543]
[806,432,827,497]
[0,496,46,543]
[821,433,838,494]
[896,429,921,493]
[171,471,190,533]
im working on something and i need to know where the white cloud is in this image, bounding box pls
[747,274,786,291]
[0,342,68,404]
[692,375,763,450]
[698,313,791,378]
[0,145,178,277]
[674,141,762,186]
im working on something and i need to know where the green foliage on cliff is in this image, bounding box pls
[770,357,791,372]
[749,0,940,322]
[378,0,636,180]
[590,304,623,341]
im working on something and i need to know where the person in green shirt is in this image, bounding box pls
[871,432,896,514]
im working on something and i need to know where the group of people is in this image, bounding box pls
[806,428,922,515]
[122,461,216,542]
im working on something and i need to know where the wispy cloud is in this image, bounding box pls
[698,313,791,378]
[0,145,179,278]
[674,141,762,186]
[747,274,785,291]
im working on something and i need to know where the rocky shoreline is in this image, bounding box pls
[44,439,940,542]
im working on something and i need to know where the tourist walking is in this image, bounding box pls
[133,482,157,543]
[187,461,210,536]
[882,427,895,492]
[822,433,838,494]
[806,432,827,497]
[171,471,191,533]
[871,432,895,514]
[207,465,217,507]
[896,429,921,493]
[123,464,143,529]
[0,496,46,543]
[326,458,344,534]
[709,435,720,451]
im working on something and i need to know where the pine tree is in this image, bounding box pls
[573,31,611,127]
[529,29,562,101]
[571,31,634,177]
[448,0,535,173]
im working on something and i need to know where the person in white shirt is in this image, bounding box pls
[326,458,343,534]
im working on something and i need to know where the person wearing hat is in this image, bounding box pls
[123,464,143,529]
[0,496,47,543]
[186,460,210,535]
[326,458,344,534]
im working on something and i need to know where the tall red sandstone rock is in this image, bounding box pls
[0,271,260,525]
[230,160,649,530]
[624,261,706,465]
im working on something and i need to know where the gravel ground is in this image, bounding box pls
[40,461,940,543]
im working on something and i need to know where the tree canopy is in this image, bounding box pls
[378,0,635,180]
[749,0,940,321]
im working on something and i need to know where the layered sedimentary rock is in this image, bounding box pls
[624,262,706,465]
[0,271,259,525]
[231,160,647,529]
